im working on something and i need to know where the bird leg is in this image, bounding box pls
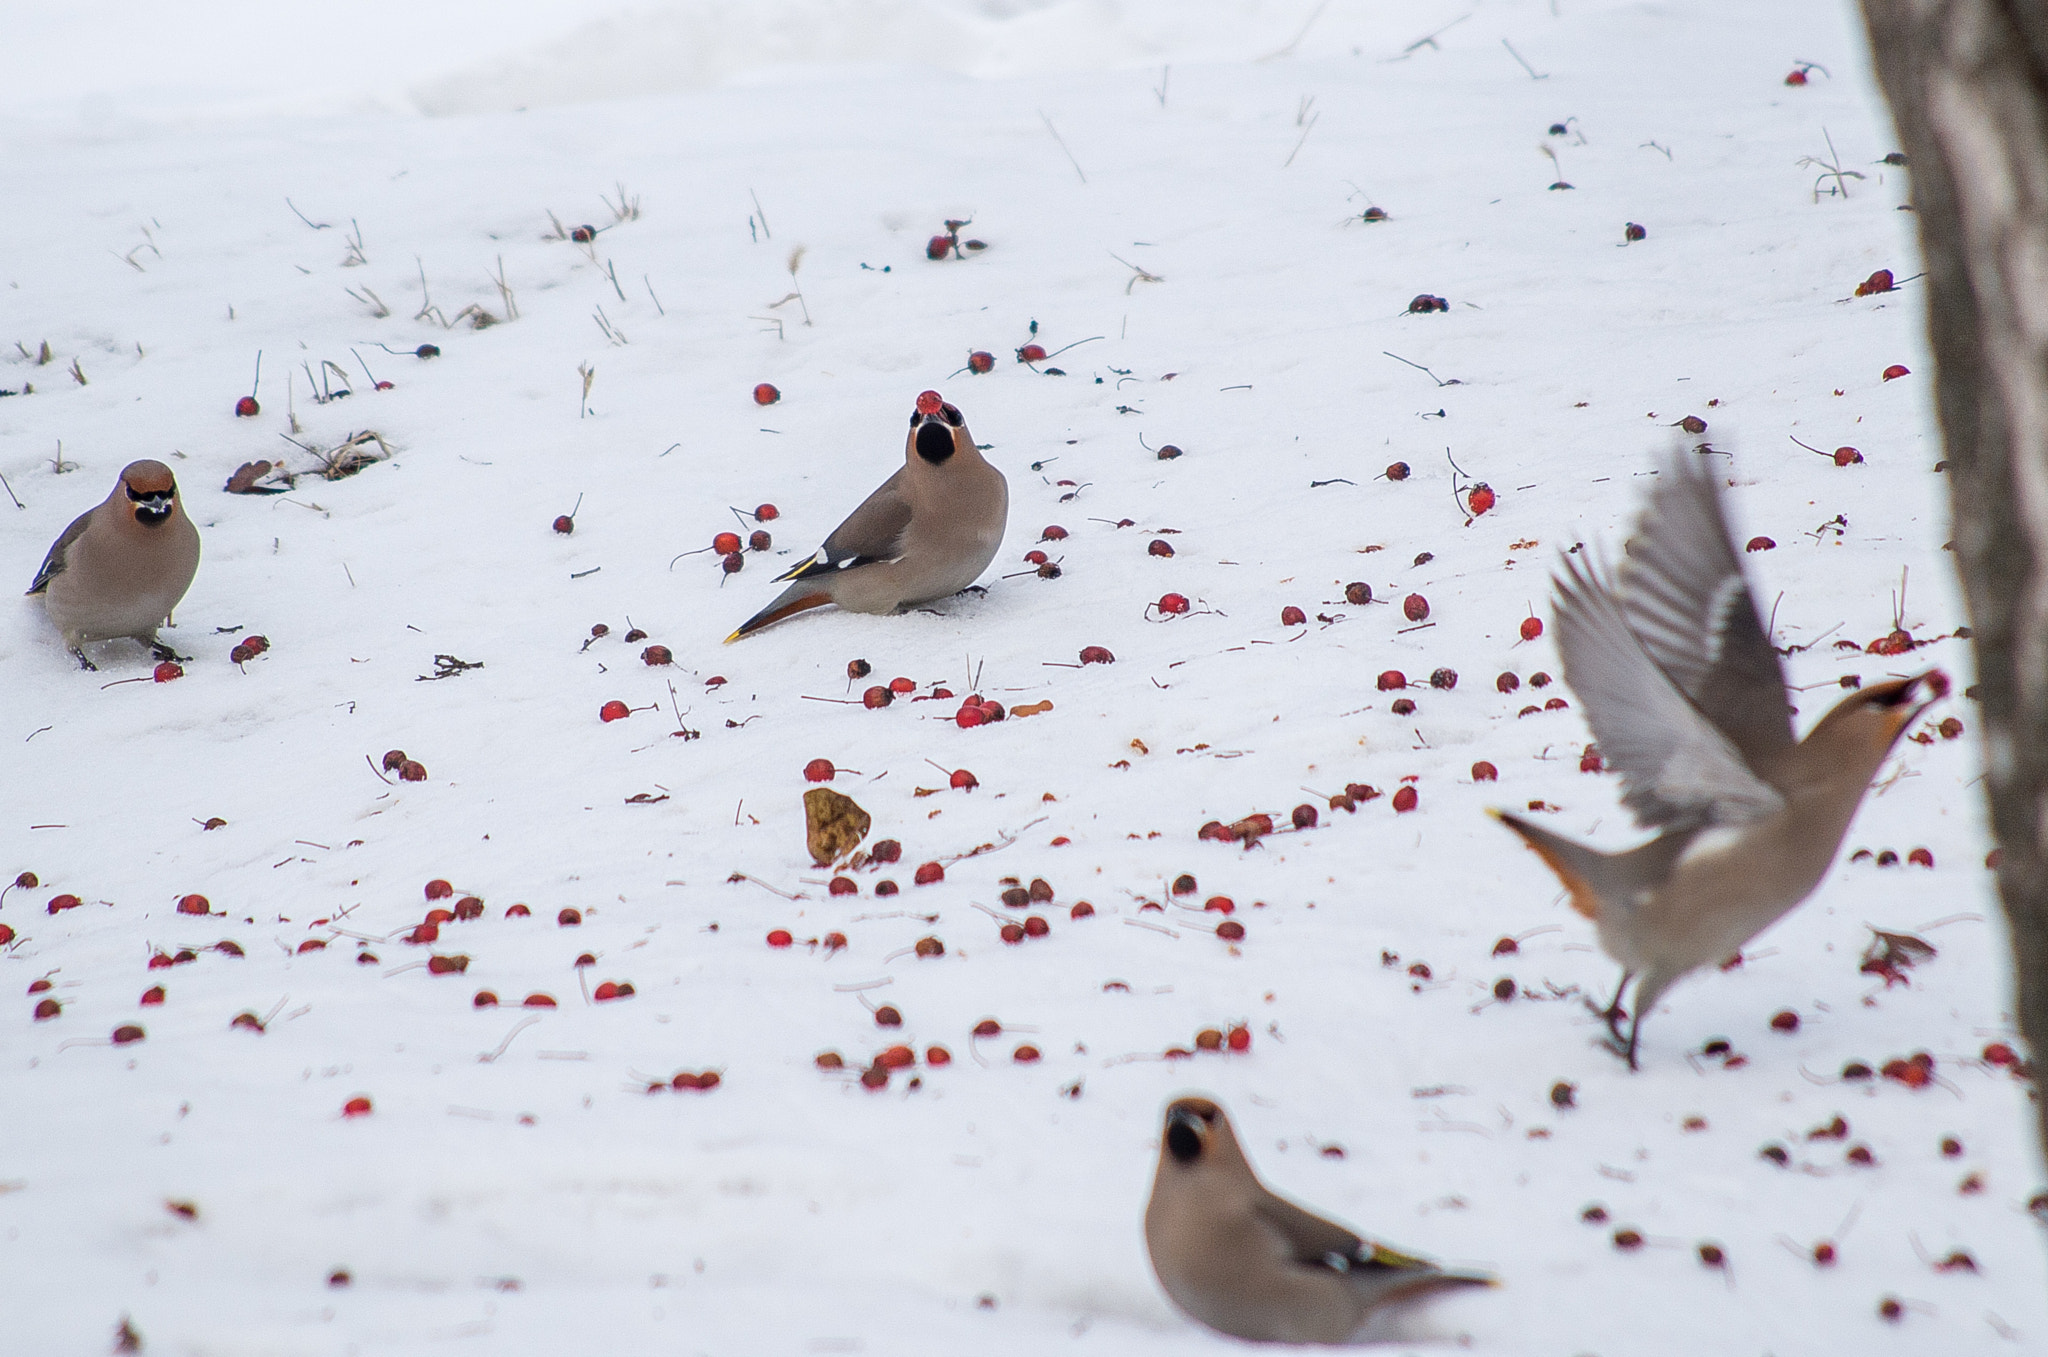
[1584,968,1634,1039]
[146,637,189,662]
[70,646,98,672]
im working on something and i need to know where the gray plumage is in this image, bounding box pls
[1495,454,1942,1065]
[1144,1096,1495,1344]
[727,390,1006,641]
[28,459,200,669]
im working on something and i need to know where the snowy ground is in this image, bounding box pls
[4,1,2044,1353]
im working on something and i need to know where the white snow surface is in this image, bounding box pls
[4,1,2045,1353]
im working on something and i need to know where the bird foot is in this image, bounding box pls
[71,648,99,672]
[1583,994,1629,1039]
[1597,1032,1641,1071]
[148,640,189,663]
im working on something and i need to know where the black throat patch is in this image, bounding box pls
[914,421,955,465]
[1165,1117,1203,1163]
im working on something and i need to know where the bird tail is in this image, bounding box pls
[1491,810,1705,923]
[726,582,833,643]
[1490,810,1618,920]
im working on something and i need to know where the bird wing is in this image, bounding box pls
[1615,459,1795,769]
[1555,551,1786,829]
[26,509,94,595]
[1252,1187,1365,1265]
[775,469,913,582]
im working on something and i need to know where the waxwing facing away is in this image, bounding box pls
[727,390,1006,641]
[1144,1096,1495,1344]
[1494,453,1941,1066]
[28,459,201,669]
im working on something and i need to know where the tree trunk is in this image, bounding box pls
[1859,0,2048,1168]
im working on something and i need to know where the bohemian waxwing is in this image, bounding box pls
[1144,1096,1496,1344]
[727,390,1006,641]
[1494,453,1942,1066]
[27,459,201,669]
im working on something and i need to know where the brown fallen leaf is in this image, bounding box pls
[224,460,287,494]
[804,787,872,866]
[1009,700,1054,718]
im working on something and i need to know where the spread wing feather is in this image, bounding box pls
[1554,551,1785,830]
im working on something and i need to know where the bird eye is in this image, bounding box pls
[127,485,151,502]
[942,404,963,427]
[909,412,920,428]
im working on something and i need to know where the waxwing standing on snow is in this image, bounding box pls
[726,390,1007,641]
[1144,1096,1496,1344]
[1493,453,1942,1067]
[27,459,201,669]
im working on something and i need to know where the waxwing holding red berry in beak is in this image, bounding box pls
[727,390,1007,641]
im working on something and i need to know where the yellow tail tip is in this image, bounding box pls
[722,630,743,645]
[1483,807,1506,822]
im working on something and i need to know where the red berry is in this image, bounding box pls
[642,645,673,667]
[914,861,945,886]
[473,990,498,1007]
[153,661,183,683]
[1392,786,1419,813]
[1017,343,1048,363]
[593,981,620,1001]
[1580,747,1605,773]
[1157,593,1190,615]
[1147,539,1175,557]
[1040,525,1068,541]
[950,768,978,790]
[49,893,83,914]
[1472,761,1498,782]
[1291,803,1317,829]
[886,676,915,694]
[1624,222,1647,242]
[967,350,995,374]
[1882,364,1910,381]
[140,986,165,1005]
[1204,895,1235,915]
[1023,915,1050,937]
[397,759,427,782]
[926,235,953,260]
[1376,670,1407,691]
[1785,69,1808,85]
[753,383,780,406]
[1984,1042,2019,1067]
[1215,920,1246,941]
[33,997,60,1020]
[1386,461,1410,481]
[748,529,771,551]
[926,1044,952,1065]
[1390,697,1416,715]
[1281,605,1307,626]
[1071,901,1095,919]
[552,514,574,534]
[863,685,893,709]
[177,893,210,915]
[1834,446,1864,466]
[1856,269,1896,296]
[1403,594,1430,622]
[427,954,469,975]
[1013,1044,1041,1063]
[755,503,779,521]
[599,700,633,724]
[339,1095,373,1117]
[955,704,986,728]
[1519,616,1544,642]
[721,551,744,575]
[1467,484,1496,516]
[1024,549,1048,565]
[804,758,835,783]
[766,929,794,948]
[1746,536,1775,552]
[713,531,743,555]
[1079,645,1115,664]
[1908,847,1933,867]
[1770,1009,1800,1032]
[557,908,582,926]
[424,879,454,900]
[915,390,943,415]
[234,396,259,418]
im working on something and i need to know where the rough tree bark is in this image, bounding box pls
[1861,0,2048,1170]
